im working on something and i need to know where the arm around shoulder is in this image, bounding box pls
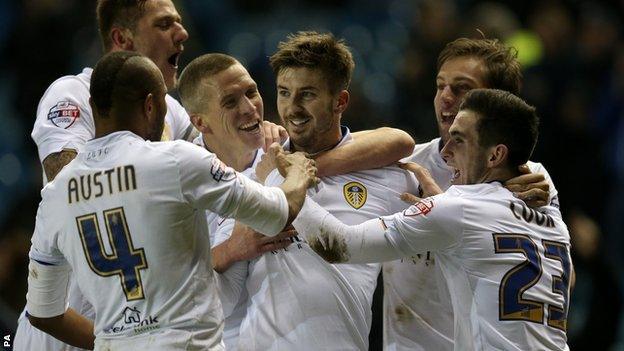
[315,127,414,177]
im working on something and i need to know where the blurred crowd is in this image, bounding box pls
[1,0,623,349]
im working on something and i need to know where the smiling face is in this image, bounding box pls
[130,0,188,91]
[276,67,343,153]
[434,56,487,144]
[441,110,489,185]
[201,63,264,154]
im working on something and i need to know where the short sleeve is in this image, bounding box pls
[382,193,463,255]
[31,77,95,162]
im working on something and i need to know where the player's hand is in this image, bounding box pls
[261,121,289,152]
[504,164,550,208]
[270,143,319,187]
[226,222,297,263]
[256,151,277,184]
[398,162,442,204]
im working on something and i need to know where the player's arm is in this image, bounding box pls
[180,143,318,236]
[315,127,415,177]
[293,195,459,264]
[32,77,94,181]
[26,258,94,349]
[211,221,296,273]
[42,149,77,181]
[28,309,95,350]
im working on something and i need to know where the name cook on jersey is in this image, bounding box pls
[68,165,137,204]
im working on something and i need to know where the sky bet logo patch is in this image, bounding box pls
[404,199,434,216]
[343,181,367,209]
[48,101,80,129]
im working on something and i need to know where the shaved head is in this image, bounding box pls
[91,50,167,140]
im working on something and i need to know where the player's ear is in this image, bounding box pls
[110,27,134,51]
[190,114,213,134]
[334,90,349,114]
[143,93,154,120]
[487,144,508,168]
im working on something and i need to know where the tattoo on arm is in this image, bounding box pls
[42,150,77,182]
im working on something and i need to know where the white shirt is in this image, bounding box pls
[237,127,419,351]
[383,138,560,350]
[15,68,193,350]
[383,183,570,350]
[31,67,194,163]
[194,134,263,351]
[26,132,289,350]
[18,68,195,351]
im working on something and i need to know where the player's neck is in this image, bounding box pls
[203,136,256,172]
[292,129,342,156]
[479,167,517,185]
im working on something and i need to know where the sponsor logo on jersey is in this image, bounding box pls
[47,101,80,129]
[104,306,160,335]
[343,181,367,209]
[404,198,434,216]
[210,158,236,182]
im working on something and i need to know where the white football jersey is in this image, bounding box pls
[383,137,560,350]
[31,67,194,163]
[194,133,263,351]
[382,183,570,351]
[237,127,419,351]
[27,131,290,350]
[18,68,195,351]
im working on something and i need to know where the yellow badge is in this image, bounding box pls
[343,181,367,209]
[160,122,172,141]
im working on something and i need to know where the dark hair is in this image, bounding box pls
[438,38,522,95]
[96,0,148,52]
[90,50,164,118]
[178,53,238,114]
[460,89,539,167]
[269,31,354,93]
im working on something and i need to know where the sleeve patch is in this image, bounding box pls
[48,101,80,129]
[404,198,434,216]
[210,158,236,182]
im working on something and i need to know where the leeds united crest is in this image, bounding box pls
[343,181,367,209]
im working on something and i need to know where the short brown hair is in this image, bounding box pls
[96,0,148,52]
[177,53,239,114]
[460,88,538,168]
[438,38,522,95]
[269,31,355,93]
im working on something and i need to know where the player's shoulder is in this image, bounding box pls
[42,69,91,100]
[446,183,512,202]
[526,160,546,173]
[149,140,211,168]
[165,94,189,119]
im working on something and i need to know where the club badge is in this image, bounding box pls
[343,181,367,209]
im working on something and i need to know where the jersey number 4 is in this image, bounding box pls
[493,233,571,331]
[76,207,148,301]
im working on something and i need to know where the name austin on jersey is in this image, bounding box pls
[68,165,137,204]
[399,198,555,265]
